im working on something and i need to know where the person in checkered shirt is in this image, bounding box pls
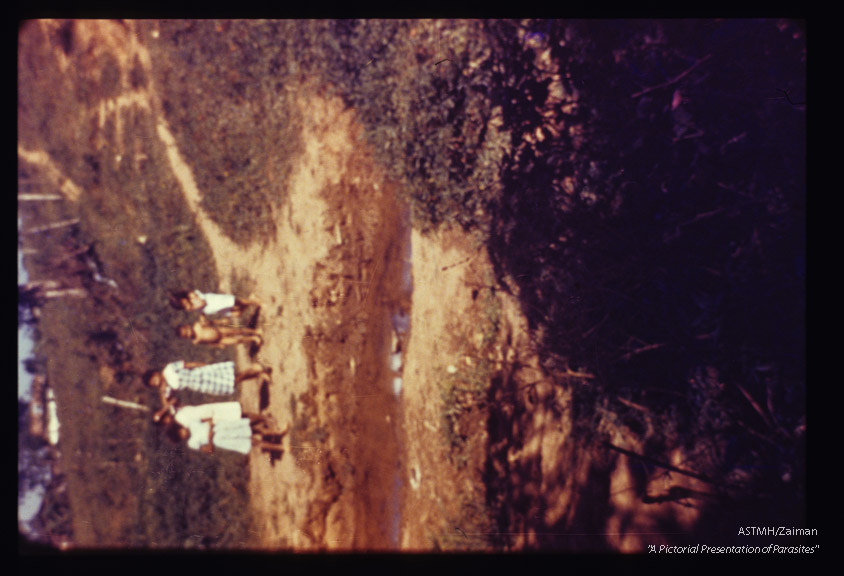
[144,360,271,412]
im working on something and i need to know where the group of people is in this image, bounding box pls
[144,289,288,457]
[171,290,264,349]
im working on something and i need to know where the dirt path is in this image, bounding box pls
[236,92,411,550]
[17,20,521,550]
[160,84,411,549]
[20,20,417,551]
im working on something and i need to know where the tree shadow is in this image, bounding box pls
[477,18,805,551]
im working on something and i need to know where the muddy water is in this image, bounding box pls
[351,192,412,550]
[385,201,412,545]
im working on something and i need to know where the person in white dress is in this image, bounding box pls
[155,401,288,457]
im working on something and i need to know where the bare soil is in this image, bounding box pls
[166,74,493,552]
[19,19,482,551]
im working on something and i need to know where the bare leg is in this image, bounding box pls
[209,317,239,328]
[211,335,239,347]
[218,326,262,338]
[257,422,288,444]
[237,327,263,336]
[245,412,273,432]
[215,334,261,347]
[260,423,289,437]
[235,362,272,384]
[255,440,285,455]
[236,296,262,308]
[231,328,263,346]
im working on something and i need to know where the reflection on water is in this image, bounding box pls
[383,199,412,547]
[388,201,412,398]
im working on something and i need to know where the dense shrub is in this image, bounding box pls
[479,19,805,509]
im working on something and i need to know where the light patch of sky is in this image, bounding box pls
[18,230,34,402]
[19,484,45,525]
[18,224,48,542]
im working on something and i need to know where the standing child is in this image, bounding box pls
[169,289,261,318]
[144,360,272,419]
[176,315,263,349]
[155,401,288,457]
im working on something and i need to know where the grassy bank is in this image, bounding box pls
[18,49,250,544]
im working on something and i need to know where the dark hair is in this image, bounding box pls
[22,358,40,375]
[169,290,192,310]
[142,369,159,387]
[163,421,187,444]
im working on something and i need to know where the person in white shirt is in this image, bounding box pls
[169,289,261,318]
[155,401,288,457]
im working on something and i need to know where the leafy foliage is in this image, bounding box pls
[318,18,805,542]
[476,19,804,527]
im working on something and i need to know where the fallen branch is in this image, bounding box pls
[735,382,774,430]
[603,442,731,489]
[18,194,64,201]
[773,88,805,107]
[565,368,594,379]
[631,54,712,99]
[582,311,610,339]
[736,419,779,447]
[616,396,650,413]
[618,342,667,362]
[102,396,150,412]
[23,218,80,234]
[441,253,477,271]
[642,485,726,504]
[555,366,595,380]
[672,128,706,143]
[41,288,88,299]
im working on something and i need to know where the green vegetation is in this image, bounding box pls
[150,20,508,237]
[281,17,805,547]
[18,154,254,548]
[439,277,501,460]
[141,20,305,247]
[18,38,251,544]
[435,274,502,549]
[20,18,804,550]
[429,498,499,552]
[278,20,511,235]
